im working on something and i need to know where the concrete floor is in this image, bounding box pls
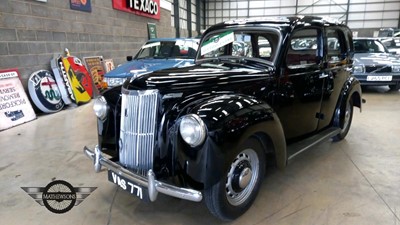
[0,86,399,225]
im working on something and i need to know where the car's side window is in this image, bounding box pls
[258,36,271,59]
[326,29,347,65]
[200,30,279,62]
[286,28,321,69]
[233,34,253,57]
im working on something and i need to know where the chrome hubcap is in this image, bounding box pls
[239,168,252,189]
[343,101,351,130]
[226,148,259,206]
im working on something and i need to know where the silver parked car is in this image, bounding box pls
[353,37,400,91]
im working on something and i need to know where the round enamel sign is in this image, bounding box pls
[28,70,65,113]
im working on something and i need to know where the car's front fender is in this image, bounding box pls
[175,94,286,189]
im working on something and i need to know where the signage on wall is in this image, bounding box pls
[70,0,92,12]
[83,56,107,93]
[103,59,115,73]
[28,70,65,113]
[112,0,160,20]
[51,56,73,105]
[0,69,36,131]
[63,56,93,104]
[51,53,93,106]
[147,23,157,39]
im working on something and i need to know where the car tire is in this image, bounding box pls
[389,84,399,91]
[204,137,266,221]
[333,98,353,142]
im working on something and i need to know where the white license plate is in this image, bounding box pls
[367,76,392,81]
[108,170,147,200]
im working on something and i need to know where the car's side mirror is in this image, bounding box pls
[127,56,133,61]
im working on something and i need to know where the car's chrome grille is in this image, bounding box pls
[119,89,159,175]
[365,65,391,73]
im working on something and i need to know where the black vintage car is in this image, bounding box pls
[84,16,362,221]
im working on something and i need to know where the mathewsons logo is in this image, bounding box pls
[21,180,96,214]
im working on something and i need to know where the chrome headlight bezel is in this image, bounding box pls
[353,65,365,73]
[93,96,108,120]
[392,65,400,73]
[179,114,207,147]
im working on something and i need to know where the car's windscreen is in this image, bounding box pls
[197,30,280,63]
[135,40,199,59]
[354,40,387,53]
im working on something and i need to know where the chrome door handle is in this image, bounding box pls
[319,73,328,79]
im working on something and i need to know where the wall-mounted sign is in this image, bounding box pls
[51,56,73,105]
[28,70,64,113]
[0,69,36,131]
[67,56,94,97]
[103,59,115,73]
[63,56,93,104]
[147,23,157,39]
[70,0,92,12]
[113,0,160,20]
[52,55,93,105]
[83,56,106,93]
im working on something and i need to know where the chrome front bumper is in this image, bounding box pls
[83,145,203,202]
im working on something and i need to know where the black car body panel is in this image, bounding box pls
[85,16,362,220]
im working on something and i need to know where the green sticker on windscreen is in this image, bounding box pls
[201,31,234,55]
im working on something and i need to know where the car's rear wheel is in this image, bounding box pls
[204,137,265,221]
[333,98,353,142]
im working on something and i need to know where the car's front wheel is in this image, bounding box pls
[204,137,266,221]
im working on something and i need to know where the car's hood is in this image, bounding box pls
[354,53,400,65]
[104,58,195,78]
[124,62,275,92]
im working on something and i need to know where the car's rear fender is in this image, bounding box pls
[333,76,362,127]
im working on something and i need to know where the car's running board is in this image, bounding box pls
[287,127,341,162]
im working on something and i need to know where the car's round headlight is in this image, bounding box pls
[179,114,206,147]
[93,96,108,120]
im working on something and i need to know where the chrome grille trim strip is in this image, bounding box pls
[119,89,159,174]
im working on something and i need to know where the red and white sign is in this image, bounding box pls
[0,68,36,131]
[113,0,160,20]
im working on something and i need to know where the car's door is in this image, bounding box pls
[275,27,325,140]
[317,27,352,130]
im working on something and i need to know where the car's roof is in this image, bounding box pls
[205,16,346,33]
[146,38,200,42]
[353,37,382,41]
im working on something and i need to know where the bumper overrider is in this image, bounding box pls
[83,145,203,202]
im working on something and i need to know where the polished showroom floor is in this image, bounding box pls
[0,86,399,225]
